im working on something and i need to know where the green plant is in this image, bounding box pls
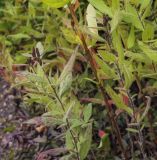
[1,0,157,159]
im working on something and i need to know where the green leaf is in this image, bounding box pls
[142,23,154,41]
[112,0,120,11]
[61,28,81,44]
[127,26,135,48]
[126,51,150,64]
[94,54,116,79]
[59,72,72,97]
[98,50,116,63]
[86,4,98,35]
[112,30,124,62]
[110,10,122,32]
[88,0,113,17]
[0,49,13,70]
[58,46,78,96]
[42,0,70,8]
[105,85,133,115]
[122,62,134,89]
[140,0,151,12]
[66,130,74,150]
[70,119,83,129]
[78,124,92,160]
[121,4,144,30]
[141,3,151,20]
[7,33,30,43]
[63,101,75,121]
[126,128,139,133]
[138,96,151,123]
[15,54,27,64]
[129,0,140,6]
[83,103,92,122]
[138,41,157,63]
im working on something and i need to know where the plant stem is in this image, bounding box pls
[115,63,147,160]
[42,66,80,160]
[69,5,128,159]
[66,118,80,160]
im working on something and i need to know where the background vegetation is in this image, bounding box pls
[0,0,157,159]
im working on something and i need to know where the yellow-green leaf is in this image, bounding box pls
[140,0,151,12]
[126,128,139,133]
[122,4,144,31]
[112,0,120,11]
[98,50,116,63]
[127,26,135,48]
[94,55,116,79]
[88,0,113,17]
[112,30,124,62]
[110,10,122,32]
[61,28,81,44]
[142,23,154,41]
[42,0,70,8]
[138,41,157,62]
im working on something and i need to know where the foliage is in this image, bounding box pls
[1,0,157,159]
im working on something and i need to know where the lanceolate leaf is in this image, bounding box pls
[126,51,151,64]
[122,4,144,30]
[142,22,154,41]
[78,124,92,160]
[140,0,151,12]
[98,50,116,63]
[122,62,134,89]
[42,0,70,8]
[112,30,124,62]
[83,103,92,122]
[105,85,133,115]
[61,27,81,44]
[126,128,139,133]
[138,41,157,63]
[110,10,122,32]
[127,25,135,48]
[66,130,74,150]
[58,46,78,83]
[86,4,98,35]
[88,0,113,17]
[94,55,116,79]
[58,47,78,96]
[112,0,120,11]
[138,96,151,123]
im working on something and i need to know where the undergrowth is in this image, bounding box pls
[0,0,157,159]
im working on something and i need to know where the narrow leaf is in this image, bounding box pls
[142,23,154,41]
[127,25,135,48]
[42,0,70,8]
[126,128,139,133]
[94,54,116,79]
[138,41,157,62]
[110,10,121,32]
[86,4,98,35]
[88,0,113,17]
[83,103,92,122]
[106,85,133,115]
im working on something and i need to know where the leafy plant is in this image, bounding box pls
[1,0,157,159]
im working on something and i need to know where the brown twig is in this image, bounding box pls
[69,5,128,159]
